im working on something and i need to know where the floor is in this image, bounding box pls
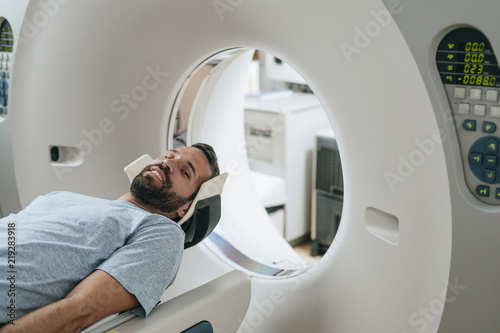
[293,240,322,263]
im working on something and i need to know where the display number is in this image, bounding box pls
[463,75,496,86]
[464,53,485,63]
[464,42,486,52]
[464,64,484,74]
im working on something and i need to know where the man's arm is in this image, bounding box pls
[0,270,139,333]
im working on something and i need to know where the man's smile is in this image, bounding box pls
[148,166,166,184]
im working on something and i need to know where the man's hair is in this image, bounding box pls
[191,142,220,179]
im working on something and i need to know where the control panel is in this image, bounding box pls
[0,18,12,120]
[437,27,500,204]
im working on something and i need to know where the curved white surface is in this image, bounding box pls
[1,0,453,332]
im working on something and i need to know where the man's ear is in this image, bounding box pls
[175,200,193,219]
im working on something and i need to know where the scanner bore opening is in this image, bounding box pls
[168,48,343,278]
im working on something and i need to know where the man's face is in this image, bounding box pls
[130,146,212,215]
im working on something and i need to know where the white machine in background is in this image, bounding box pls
[244,92,329,242]
[0,1,499,333]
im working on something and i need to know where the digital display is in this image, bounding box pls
[0,20,13,53]
[436,27,500,87]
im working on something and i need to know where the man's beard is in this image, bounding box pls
[130,164,191,215]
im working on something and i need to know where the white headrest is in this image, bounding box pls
[124,154,154,182]
[123,153,227,225]
[177,172,228,225]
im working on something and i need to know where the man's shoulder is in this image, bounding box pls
[137,213,185,238]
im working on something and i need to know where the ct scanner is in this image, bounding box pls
[0,0,499,332]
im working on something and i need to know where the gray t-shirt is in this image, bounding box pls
[0,191,185,324]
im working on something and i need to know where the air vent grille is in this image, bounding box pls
[316,137,343,194]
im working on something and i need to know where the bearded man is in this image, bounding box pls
[0,143,219,332]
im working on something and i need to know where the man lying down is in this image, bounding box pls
[0,143,219,332]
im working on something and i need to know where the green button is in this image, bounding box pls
[477,185,490,197]
[463,120,476,131]
[470,153,483,165]
[483,122,497,133]
[487,138,498,152]
[484,169,496,183]
[486,155,497,167]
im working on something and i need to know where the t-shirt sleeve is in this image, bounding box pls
[96,217,185,317]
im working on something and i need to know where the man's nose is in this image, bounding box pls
[161,158,175,172]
